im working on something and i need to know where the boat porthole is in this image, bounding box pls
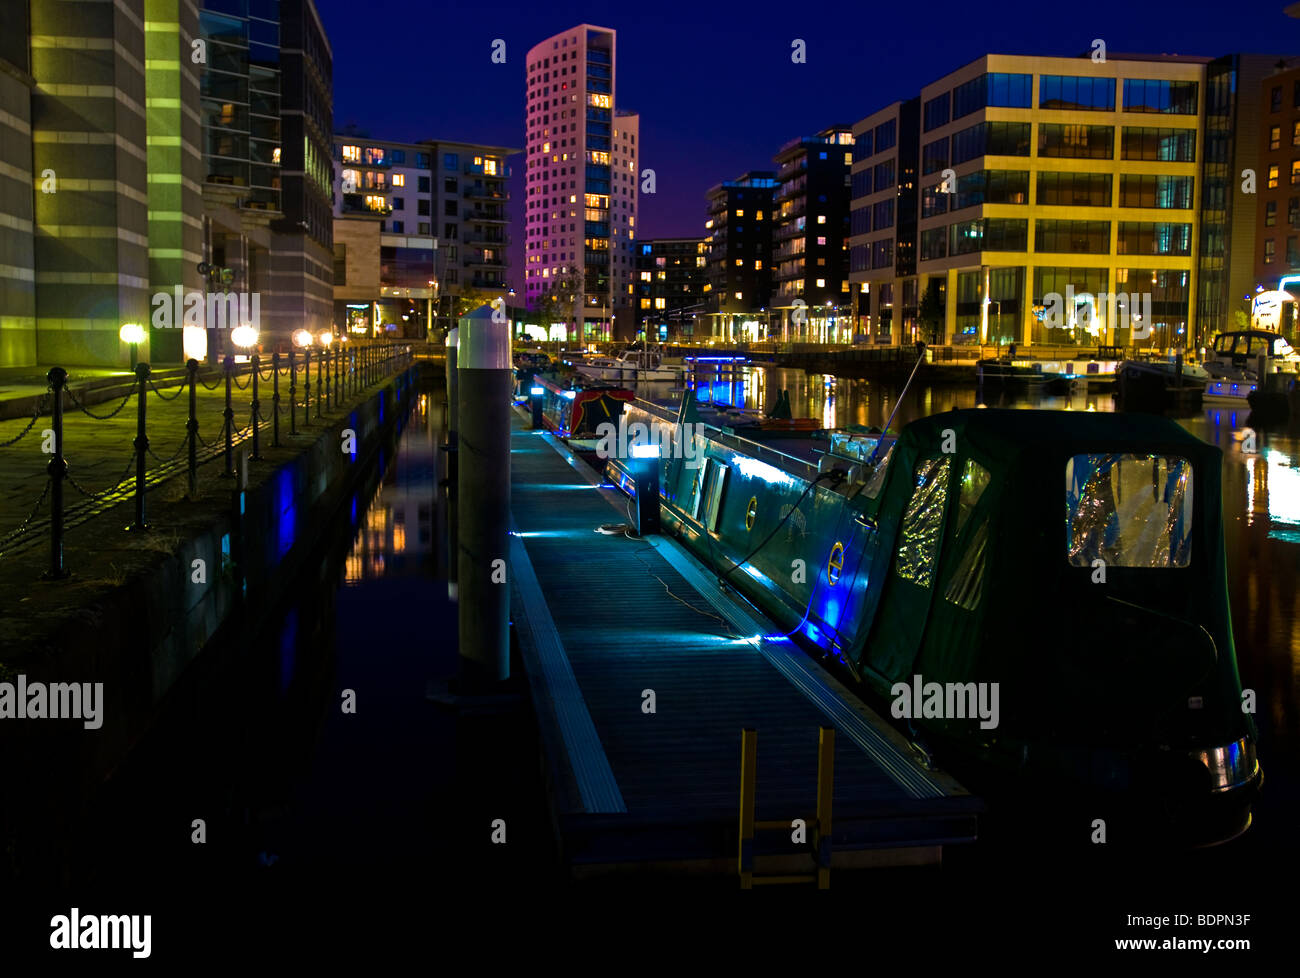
[745,496,758,531]
[827,542,845,585]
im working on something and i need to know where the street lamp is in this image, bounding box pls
[231,323,258,360]
[292,328,314,348]
[119,322,145,368]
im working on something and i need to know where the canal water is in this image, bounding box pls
[61,363,1297,907]
[67,371,556,902]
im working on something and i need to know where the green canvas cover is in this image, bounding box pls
[845,409,1251,752]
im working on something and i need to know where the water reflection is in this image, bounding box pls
[344,392,438,583]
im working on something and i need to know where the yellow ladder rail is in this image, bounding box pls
[738,726,835,889]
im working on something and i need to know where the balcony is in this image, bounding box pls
[338,150,391,168]
[341,192,392,217]
[463,184,508,201]
[463,231,510,247]
[464,161,508,178]
[465,207,508,223]
[464,253,507,268]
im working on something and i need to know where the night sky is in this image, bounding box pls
[313,0,1296,298]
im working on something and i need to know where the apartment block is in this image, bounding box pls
[771,125,856,342]
[702,171,776,341]
[634,236,708,340]
[1255,59,1300,327]
[849,100,919,343]
[331,133,518,337]
[524,25,639,342]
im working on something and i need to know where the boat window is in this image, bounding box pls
[1066,453,1193,568]
[944,519,988,611]
[895,456,951,588]
[1213,334,1235,354]
[953,459,992,536]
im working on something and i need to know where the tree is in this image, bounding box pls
[918,280,944,345]
[534,278,576,338]
[452,288,502,320]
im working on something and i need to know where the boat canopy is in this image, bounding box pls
[845,409,1246,747]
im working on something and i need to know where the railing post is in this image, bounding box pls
[44,367,68,579]
[316,343,324,418]
[323,343,331,410]
[302,348,312,427]
[128,362,150,531]
[223,354,235,477]
[250,353,262,461]
[334,345,341,404]
[186,358,199,499]
[288,348,298,436]
[271,351,281,447]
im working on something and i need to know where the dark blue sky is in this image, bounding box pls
[313,0,1296,294]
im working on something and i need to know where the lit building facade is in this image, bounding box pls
[524,24,638,342]
[850,52,1288,351]
[702,171,776,341]
[635,237,708,341]
[771,126,856,342]
[849,100,919,343]
[331,133,518,338]
[200,0,335,354]
[1254,59,1300,338]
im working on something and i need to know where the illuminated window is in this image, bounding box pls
[1269,164,1279,189]
[816,278,826,287]
[655,298,666,309]
[817,236,826,246]
[734,259,743,267]
[588,93,612,109]
[756,211,764,221]
[342,145,360,162]
[640,271,651,281]
[735,209,744,217]
[392,173,405,187]
[754,260,763,270]
[640,298,651,309]
[817,215,826,224]
[1292,160,1300,185]
[588,151,611,164]
[1271,126,1282,151]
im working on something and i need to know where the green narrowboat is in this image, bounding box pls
[603,400,1261,844]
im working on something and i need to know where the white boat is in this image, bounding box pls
[573,345,681,382]
[1202,330,1300,400]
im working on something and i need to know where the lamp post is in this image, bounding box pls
[120,322,145,369]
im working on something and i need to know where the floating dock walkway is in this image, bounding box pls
[507,415,980,877]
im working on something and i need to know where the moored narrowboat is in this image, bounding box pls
[601,402,1261,844]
